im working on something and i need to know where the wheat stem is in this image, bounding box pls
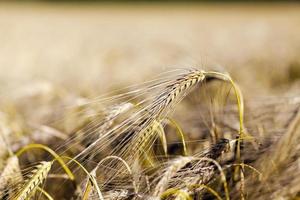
[36,187,54,200]
[165,118,188,156]
[93,155,137,194]
[188,184,223,200]
[16,144,75,181]
[61,156,104,200]
[161,188,192,200]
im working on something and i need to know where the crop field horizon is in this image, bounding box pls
[0,2,300,200]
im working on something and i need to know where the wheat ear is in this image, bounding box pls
[14,161,52,200]
[128,69,245,164]
[123,70,205,164]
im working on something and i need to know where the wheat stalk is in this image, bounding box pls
[160,188,192,200]
[16,143,74,181]
[92,155,137,194]
[14,161,52,200]
[187,184,222,200]
[60,156,104,200]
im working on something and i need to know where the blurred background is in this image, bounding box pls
[0,0,299,99]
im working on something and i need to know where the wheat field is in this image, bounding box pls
[0,2,300,200]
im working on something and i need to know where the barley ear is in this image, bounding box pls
[14,161,52,200]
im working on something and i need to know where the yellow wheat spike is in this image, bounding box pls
[14,161,52,200]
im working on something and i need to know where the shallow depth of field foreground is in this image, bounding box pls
[0,2,300,200]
